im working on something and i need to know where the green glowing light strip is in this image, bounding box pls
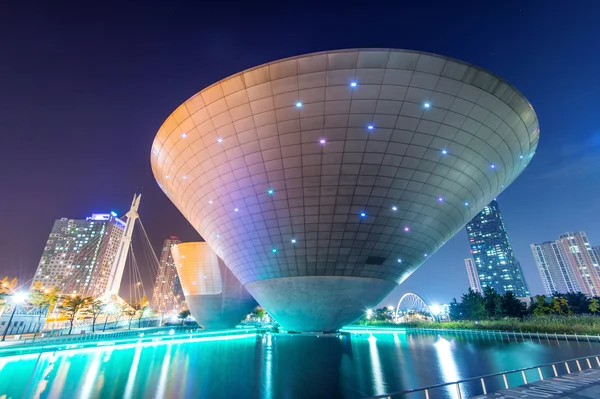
[0,329,262,360]
[340,326,408,334]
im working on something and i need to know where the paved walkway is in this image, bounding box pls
[476,368,600,398]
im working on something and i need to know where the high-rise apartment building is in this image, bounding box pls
[464,258,483,293]
[151,236,186,313]
[32,213,125,297]
[531,241,584,295]
[466,200,529,297]
[532,232,600,296]
[593,246,600,267]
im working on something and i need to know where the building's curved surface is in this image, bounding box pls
[151,49,539,332]
[170,242,257,330]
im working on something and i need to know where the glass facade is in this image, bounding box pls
[466,200,529,297]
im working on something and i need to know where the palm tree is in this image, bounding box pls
[29,282,59,340]
[134,296,149,328]
[59,295,92,335]
[85,300,106,333]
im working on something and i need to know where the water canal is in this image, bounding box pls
[1,329,598,398]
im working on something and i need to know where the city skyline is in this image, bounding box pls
[2,2,600,305]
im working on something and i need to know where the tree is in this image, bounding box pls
[59,295,92,335]
[85,300,106,333]
[561,292,590,314]
[254,308,266,319]
[126,308,137,330]
[178,310,191,325]
[0,277,18,307]
[501,291,526,318]
[449,298,463,320]
[589,298,599,314]
[136,296,149,328]
[483,287,503,318]
[114,303,129,328]
[29,282,59,338]
[460,288,486,320]
[531,295,552,315]
[550,297,570,315]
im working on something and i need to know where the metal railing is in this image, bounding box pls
[347,325,600,344]
[408,327,600,343]
[367,353,600,399]
[20,325,194,346]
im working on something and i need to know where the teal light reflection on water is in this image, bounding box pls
[1,331,599,399]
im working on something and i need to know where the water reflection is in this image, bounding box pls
[434,337,460,399]
[155,344,172,399]
[368,334,386,395]
[80,351,102,399]
[0,331,598,399]
[124,346,142,399]
[262,333,273,399]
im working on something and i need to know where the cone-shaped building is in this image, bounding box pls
[171,242,257,330]
[151,49,539,332]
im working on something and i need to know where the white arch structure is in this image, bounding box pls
[394,292,432,321]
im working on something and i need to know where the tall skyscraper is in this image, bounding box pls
[594,246,600,265]
[32,213,125,297]
[464,258,483,293]
[532,232,600,296]
[151,236,185,313]
[531,240,584,295]
[466,200,529,297]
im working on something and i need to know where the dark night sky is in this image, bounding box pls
[1,1,599,305]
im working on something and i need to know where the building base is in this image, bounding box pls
[245,277,397,333]
[186,259,257,330]
[186,293,257,330]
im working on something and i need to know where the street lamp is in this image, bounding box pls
[1,292,28,341]
[430,304,442,322]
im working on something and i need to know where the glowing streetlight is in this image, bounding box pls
[430,304,442,322]
[12,292,28,304]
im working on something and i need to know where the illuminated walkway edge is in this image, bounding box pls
[0,328,265,360]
